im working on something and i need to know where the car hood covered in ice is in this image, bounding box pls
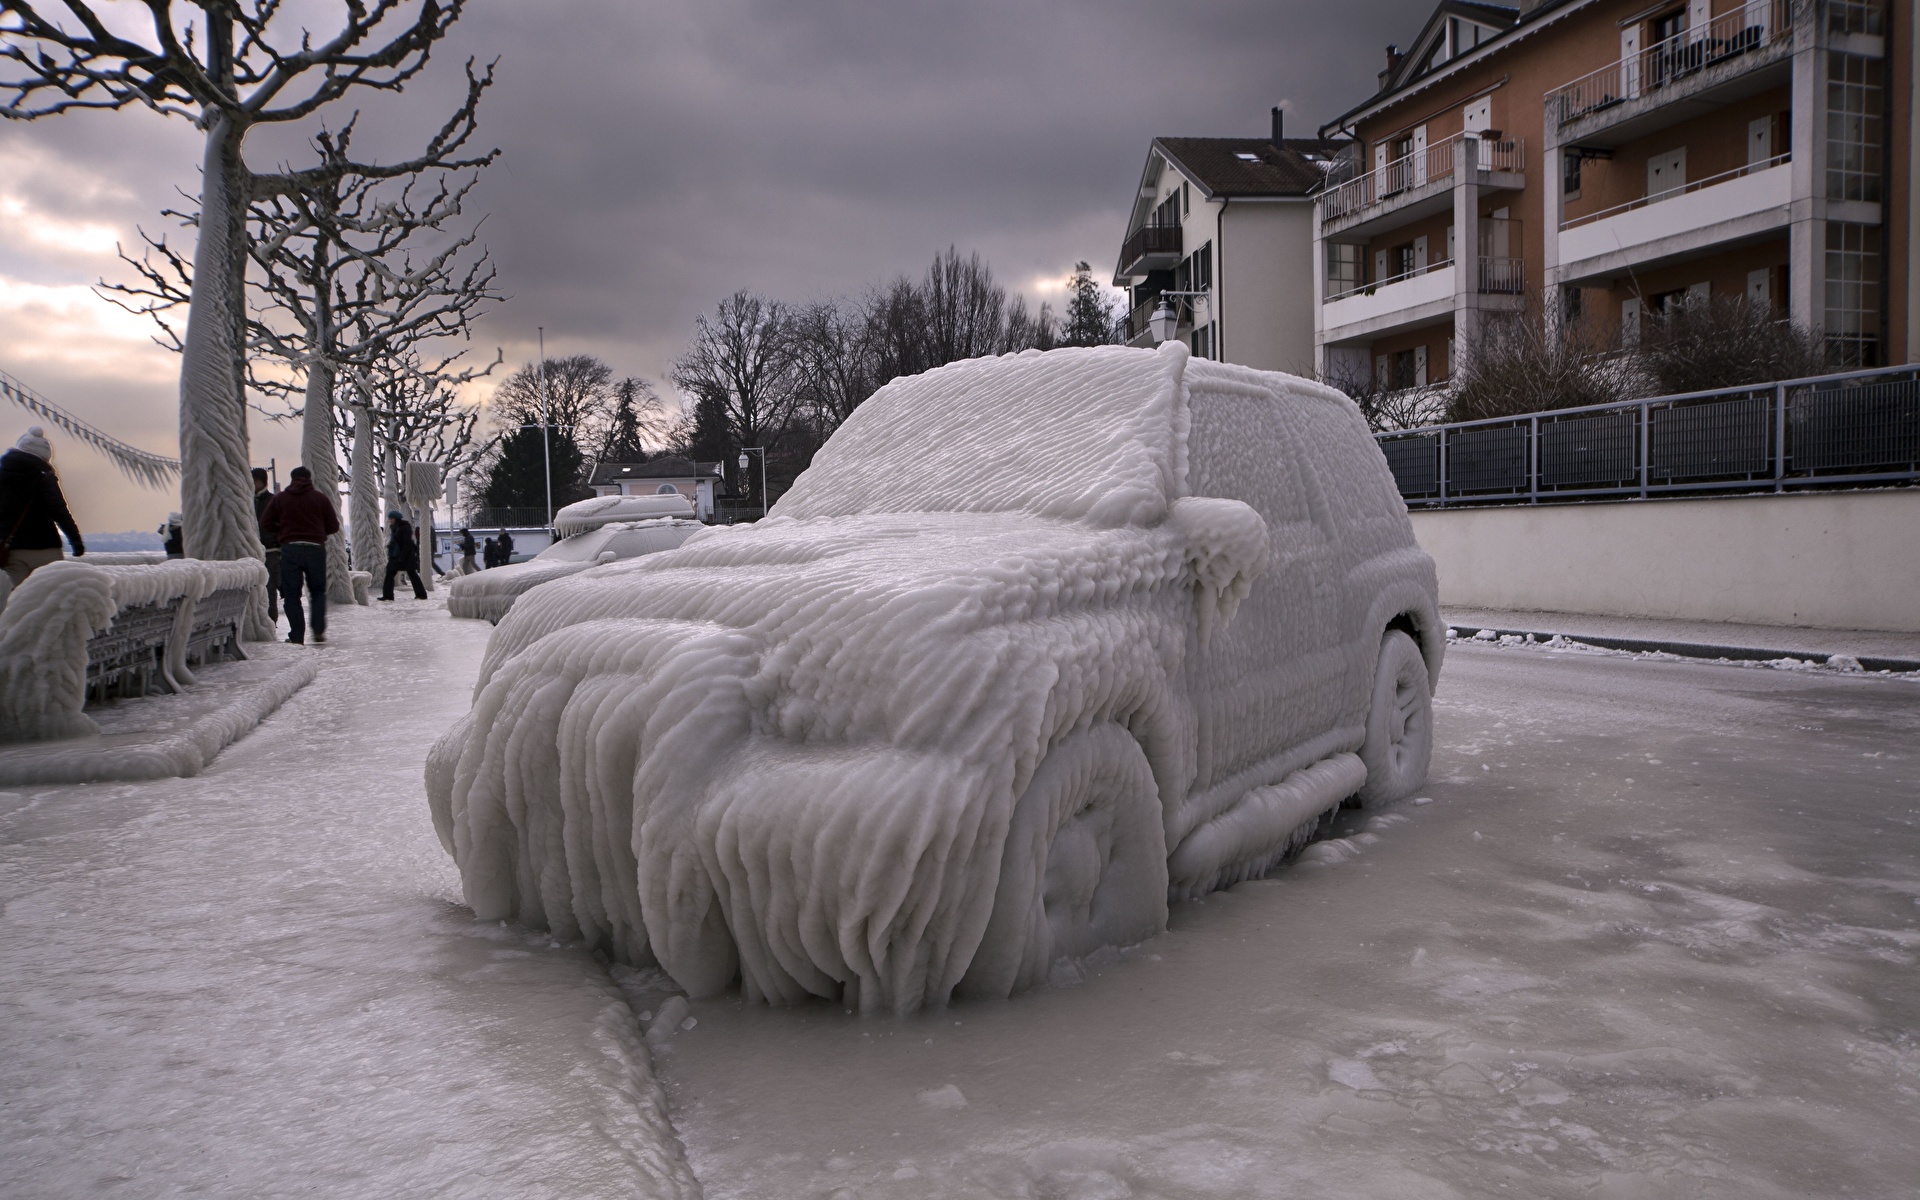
[430,345,1268,1013]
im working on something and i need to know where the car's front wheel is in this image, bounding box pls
[1356,629,1434,808]
[958,724,1168,999]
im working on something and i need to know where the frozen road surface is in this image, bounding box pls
[659,642,1920,1200]
[2,607,1916,1199]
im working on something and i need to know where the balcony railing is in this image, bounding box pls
[1374,364,1920,507]
[1548,0,1797,126]
[1327,257,1452,302]
[1117,224,1182,275]
[1561,152,1789,231]
[1318,131,1525,223]
[1477,257,1524,294]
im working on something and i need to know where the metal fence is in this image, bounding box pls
[1374,365,1920,507]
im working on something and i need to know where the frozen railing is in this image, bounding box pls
[1318,132,1524,223]
[1374,364,1920,507]
[1561,153,1791,231]
[1547,0,1797,126]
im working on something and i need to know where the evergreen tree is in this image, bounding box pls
[599,378,663,463]
[478,425,590,516]
[1060,261,1119,347]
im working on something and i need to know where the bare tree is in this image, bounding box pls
[1636,294,1827,396]
[2,0,471,575]
[598,377,672,463]
[670,292,798,510]
[1448,306,1644,423]
[488,355,616,445]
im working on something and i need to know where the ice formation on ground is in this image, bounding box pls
[446,515,704,624]
[429,344,1440,1013]
[0,557,268,741]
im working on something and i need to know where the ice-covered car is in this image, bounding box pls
[427,344,1440,1013]
[445,494,702,623]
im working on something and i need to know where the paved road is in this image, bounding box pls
[659,643,1920,1200]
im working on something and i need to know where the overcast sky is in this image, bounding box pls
[0,0,1434,533]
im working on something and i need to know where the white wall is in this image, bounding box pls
[1219,200,1317,373]
[1409,490,1920,632]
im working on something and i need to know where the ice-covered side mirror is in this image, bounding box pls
[1168,496,1270,648]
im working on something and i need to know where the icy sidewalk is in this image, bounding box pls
[0,601,696,1199]
[657,648,1920,1199]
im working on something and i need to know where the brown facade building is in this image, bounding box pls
[1313,0,1912,392]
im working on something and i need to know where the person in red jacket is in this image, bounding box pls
[258,465,340,645]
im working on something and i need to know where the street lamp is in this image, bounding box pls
[737,446,767,520]
[537,326,553,530]
[1147,290,1212,346]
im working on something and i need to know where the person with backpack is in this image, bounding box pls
[0,426,85,588]
[258,465,340,645]
[381,510,428,601]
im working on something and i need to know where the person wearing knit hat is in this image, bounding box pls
[0,426,85,587]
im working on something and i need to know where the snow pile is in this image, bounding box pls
[446,518,703,623]
[429,344,1438,1013]
[82,551,168,566]
[554,493,695,538]
[0,558,272,742]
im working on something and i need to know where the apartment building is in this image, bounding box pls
[1112,111,1341,371]
[1314,0,1913,392]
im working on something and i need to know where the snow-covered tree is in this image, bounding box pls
[1,0,471,585]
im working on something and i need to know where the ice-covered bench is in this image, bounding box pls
[0,558,269,742]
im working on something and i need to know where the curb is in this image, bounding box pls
[1445,624,1920,675]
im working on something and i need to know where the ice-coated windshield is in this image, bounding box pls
[774,346,1185,528]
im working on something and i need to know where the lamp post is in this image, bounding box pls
[737,446,766,520]
[537,326,553,531]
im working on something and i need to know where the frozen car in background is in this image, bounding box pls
[445,494,703,624]
[428,344,1441,1013]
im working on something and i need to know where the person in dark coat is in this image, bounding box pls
[497,529,515,565]
[481,536,497,569]
[160,513,183,557]
[0,426,85,588]
[252,467,279,623]
[258,465,341,645]
[455,527,478,575]
[381,510,428,601]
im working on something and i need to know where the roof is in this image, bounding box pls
[1321,0,1589,135]
[589,456,721,487]
[1150,137,1336,199]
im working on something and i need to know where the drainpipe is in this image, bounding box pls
[1216,197,1228,362]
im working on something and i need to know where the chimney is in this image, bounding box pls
[1271,106,1284,145]
[1378,43,1402,90]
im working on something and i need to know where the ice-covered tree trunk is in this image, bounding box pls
[299,357,355,605]
[349,400,383,598]
[179,116,272,638]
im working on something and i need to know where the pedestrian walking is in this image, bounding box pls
[497,529,515,565]
[258,465,340,645]
[456,527,478,575]
[0,425,84,588]
[380,510,428,601]
[252,467,280,623]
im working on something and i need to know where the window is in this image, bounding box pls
[1191,323,1214,360]
[656,483,679,495]
[1387,349,1420,391]
[1826,52,1883,203]
[1826,0,1885,36]
[1389,243,1416,278]
[1152,191,1181,228]
[1325,243,1363,298]
[1189,241,1213,292]
[1824,222,1881,367]
[1562,151,1583,197]
[1562,286,1584,327]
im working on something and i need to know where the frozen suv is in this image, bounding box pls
[428,344,1440,1013]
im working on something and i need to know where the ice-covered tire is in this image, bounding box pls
[958,725,1168,999]
[1357,629,1433,808]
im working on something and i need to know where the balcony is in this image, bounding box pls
[1117,224,1182,278]
[1558,156,1791,284]
[1318,132,1524,240]
[1322,262,1457,342]
[1548,0,1799,148]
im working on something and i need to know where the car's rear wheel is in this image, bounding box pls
[1356,629,1433,808]
[958,724,1167,999]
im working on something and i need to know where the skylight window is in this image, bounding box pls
[1235,151,1260,162]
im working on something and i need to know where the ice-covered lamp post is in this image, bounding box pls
[1148,292,1211,346]
[738,448,767,520]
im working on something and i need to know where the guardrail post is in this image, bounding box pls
[1638,401,1650,498]
[1773,381,1787,492]
[1529,415,1540,503]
